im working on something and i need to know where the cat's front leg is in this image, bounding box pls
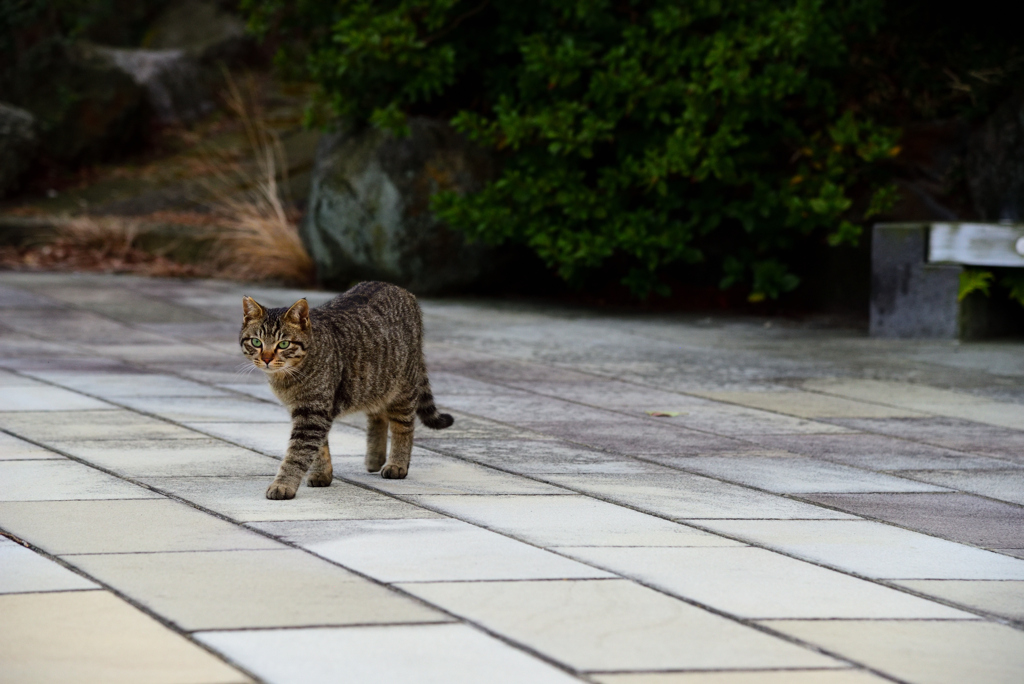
[267,407,332,499]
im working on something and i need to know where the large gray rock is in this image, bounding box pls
[96,47,211,125]
[0,103,37,197]
[303,119,494,293]
[967,93,1024,221]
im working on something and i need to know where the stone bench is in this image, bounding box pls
[870,222,1024,339]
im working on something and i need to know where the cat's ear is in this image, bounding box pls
[242,296,265,324]
[284,298,310,331]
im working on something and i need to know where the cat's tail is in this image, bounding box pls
[416,379,454,430]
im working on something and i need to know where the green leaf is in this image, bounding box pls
[959,270,994,301]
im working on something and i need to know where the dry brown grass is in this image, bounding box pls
[0,216,210,277]
[199,73,315,286]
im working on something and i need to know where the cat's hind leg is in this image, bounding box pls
[381,401,415,479]
[365,413,388,473]
[307,442,333,487]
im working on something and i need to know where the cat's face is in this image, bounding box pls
[239,297,311,374]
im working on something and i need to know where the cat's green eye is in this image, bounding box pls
[278,341,290,349]
[250,338,262,348]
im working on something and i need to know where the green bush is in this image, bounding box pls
[244,0,901,298]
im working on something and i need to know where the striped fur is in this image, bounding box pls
[239,282,453,499]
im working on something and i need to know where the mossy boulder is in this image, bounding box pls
[302,118,493,293]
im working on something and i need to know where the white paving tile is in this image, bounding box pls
[764,619,1024,684]
[402,579,842,672]
[139,476,439,522]
[673,456,948,494]
[118,396,289,423]
[591,671,889,684]
[411,494,741,547]
[699,519,1024,579]
[539,472,855,520]
[26,371,231,398]
[0,499,282,554]
[0,536,98,594]
[0,385,114,411]
[69,549,443,631]
[198,623,582,684]
[47,438,279,477]
[0,460,161,501]
[342,455,568,495]
[894,580,1024,622]
[184,422,365,457]
[253,518,612,582]
[559,546,973,619]
[0,431,60,460]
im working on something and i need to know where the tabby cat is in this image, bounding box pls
[239,281,453,500]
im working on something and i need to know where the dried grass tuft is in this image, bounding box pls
[0,216,209,277]
[200,73,314,286]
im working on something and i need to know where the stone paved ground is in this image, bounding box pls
[1,272,1023,684]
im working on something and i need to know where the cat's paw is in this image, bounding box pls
[266,481,297,499]
[380,464,407,479]
[365,455,386,473]
[306,471,333,487]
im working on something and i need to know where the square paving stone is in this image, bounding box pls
[763,619,1024,684]
[0,460,160,501]
[752,434,1018,471]
[695,390,925,419]
[0,591,251,684]
[118,396,290,423]
[198,623,582,684]
[699,520,1024,579]
[48,438,280,477]
[559,546,971,619]
[895,579,1024,622]
[69,549,445,631]
[442,391,618,423]
[803,378,1024,431]
[0,385,114,411]
[591,671,889,684]
[88,343,234,364]
[829,417,1024,462]
[410,495,740,547]
[0,431,61,460]
[538,471,855,520]
[28,371,231,398]
[799,492,1024,550]
[253,518,612,582]
[341,455,568,495]
[402,579,842,672]
[0,499,282,554]
[0,537,97,594]
[140,476,441,522]
[521,419,753,455]
[0,409,205,442]
[667,456,946,494]
[419,439,649,474]
[663,401,857,437]
[417,410,540,440]
[182,422,365,457]
[902,469,1024,506]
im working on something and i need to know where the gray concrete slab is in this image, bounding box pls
[800,492,1024,550]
